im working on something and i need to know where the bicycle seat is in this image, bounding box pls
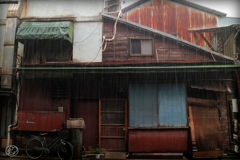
[40,133,47,136]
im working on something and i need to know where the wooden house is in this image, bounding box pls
[101,13,240,158]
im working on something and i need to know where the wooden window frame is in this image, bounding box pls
[99,99,128,151]
[22,39,72,65]
[130,38,154,56]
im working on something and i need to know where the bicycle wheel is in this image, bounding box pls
[25,138,44,159]
[57,141,73,160]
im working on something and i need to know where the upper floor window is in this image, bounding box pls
[104,0,121,13]
[16,21,73,65]
[130,39,153,56]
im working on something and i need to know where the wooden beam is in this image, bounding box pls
[187,97,218,107]
[193,150,223,158]
[193,32,199,45]
[198,32,215,51]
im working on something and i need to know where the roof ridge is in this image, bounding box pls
[122,0,227,17]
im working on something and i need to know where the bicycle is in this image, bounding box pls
[25,129,73,160]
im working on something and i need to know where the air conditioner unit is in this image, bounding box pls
[104,0,121,16]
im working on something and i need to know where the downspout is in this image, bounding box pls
[2,0,24,146]
[7,74,20,146]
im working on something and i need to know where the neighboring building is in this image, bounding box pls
[218,17,240,27]
[122,0,226,49]
[0,0,239,159]
[121,0,240,60]
[0,1,19,149]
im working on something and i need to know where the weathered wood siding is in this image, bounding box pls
[103,19,216,63]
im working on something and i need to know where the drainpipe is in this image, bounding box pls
[1,0,24,146]
[7,76,20,146]
[233,30,239,60]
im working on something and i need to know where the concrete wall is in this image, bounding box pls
[20,0,104,62]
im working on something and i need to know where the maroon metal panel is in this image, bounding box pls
[128,129,188,153]
[19,79,70,120]
[17,111,65,132]
[74,100,99,149]
[123,0,218,47]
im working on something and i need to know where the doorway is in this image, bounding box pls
[99,99,127,151]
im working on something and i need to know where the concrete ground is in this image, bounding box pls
[0,150,239,160]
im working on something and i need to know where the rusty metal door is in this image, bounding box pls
[189,105,223,158]
[99,99,127,151]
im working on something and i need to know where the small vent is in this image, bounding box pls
[51,80,69,98]
[104,0,121,13]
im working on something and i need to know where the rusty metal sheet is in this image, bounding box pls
[128,129,188,153]
[188,105,223,153]
[74,100,99,149]
[17,111,65,132]
[123,0,218,47]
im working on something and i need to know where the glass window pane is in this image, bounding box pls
[131,39,141,54]
[141,39,152,55]
[101,100,125,111]
[101,113,124,124]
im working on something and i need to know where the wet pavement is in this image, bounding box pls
[0,151,239,160]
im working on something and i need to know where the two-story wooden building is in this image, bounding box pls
[0,0,239,159]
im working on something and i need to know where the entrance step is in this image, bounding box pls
[105,152,126,159]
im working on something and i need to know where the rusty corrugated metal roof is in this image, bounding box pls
[188,24,240,33]
[122,0,227,17]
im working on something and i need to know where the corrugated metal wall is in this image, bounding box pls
[123,0,218,48]
[129,83,187,127]
[158,84,187,126]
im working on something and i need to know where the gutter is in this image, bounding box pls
[17,64,240,70]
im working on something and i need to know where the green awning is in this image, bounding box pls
[16,21,73,43]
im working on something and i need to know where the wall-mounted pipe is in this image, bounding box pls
[7,73,20,146]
